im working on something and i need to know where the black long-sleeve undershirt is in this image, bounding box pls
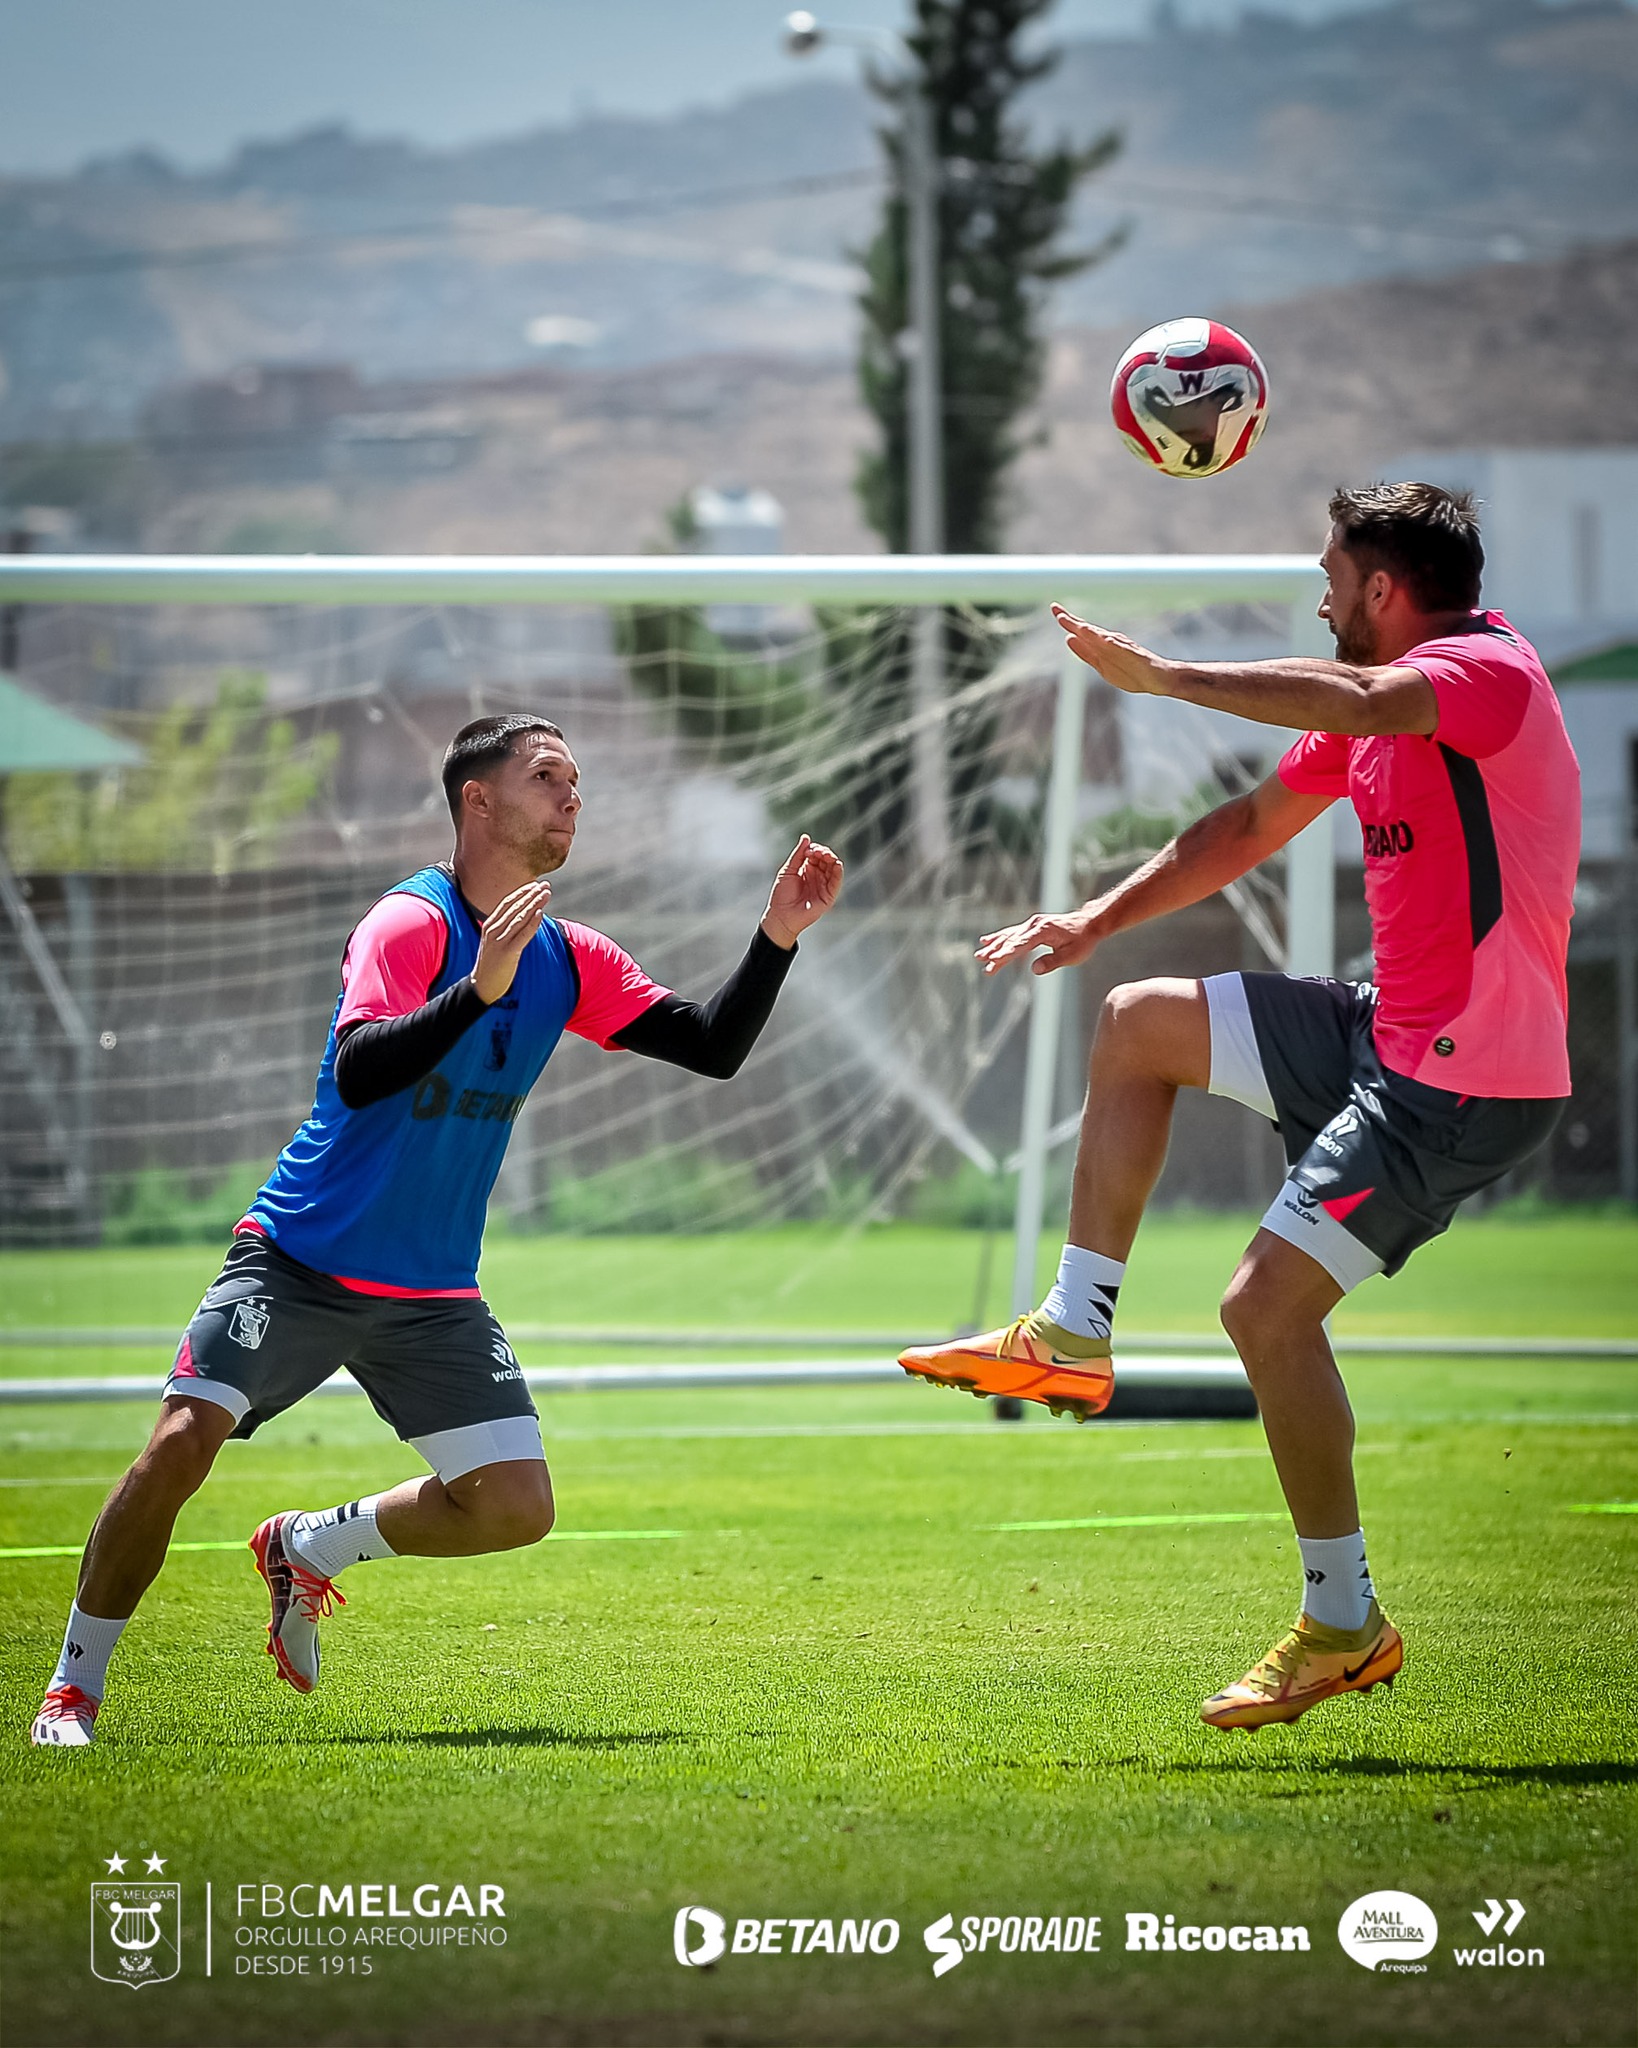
[610,927,795,1078]
[332,926,795,1110]
[333,978,489,1110]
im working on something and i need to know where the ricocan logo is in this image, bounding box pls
[673,1906,727,1967]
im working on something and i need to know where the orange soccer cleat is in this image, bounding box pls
[898,1316,1114,1422]
[1200,1604,1404,1731]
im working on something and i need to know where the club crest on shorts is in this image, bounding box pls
[90,1881,182,1988]
[229,1299,270,1350]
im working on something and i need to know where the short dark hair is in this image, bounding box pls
[441,714,564,824]
[1328,481,1484,613]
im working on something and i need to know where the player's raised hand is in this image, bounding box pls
[473,877,553,1003]
[975,907,1098,978]
[761,834,844,948]
[1051,606,1175,697]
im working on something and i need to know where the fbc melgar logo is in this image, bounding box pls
[673,1908,898,1965]
[1337,1890,1439,1972]
[91,1880,182,1989]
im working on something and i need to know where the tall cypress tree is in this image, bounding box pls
[856,0,1122,554]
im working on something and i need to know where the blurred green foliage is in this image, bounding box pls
[6,670,337,873]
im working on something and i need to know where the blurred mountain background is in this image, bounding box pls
[2,0,1636,551]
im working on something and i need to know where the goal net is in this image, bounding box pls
[0,559,1326,1280]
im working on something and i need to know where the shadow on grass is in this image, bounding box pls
[1171,1758,1638,1788]
[319,1726,699,1751]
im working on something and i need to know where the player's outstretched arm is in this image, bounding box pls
[976,774,1330,978]
[612,837,843,1079]
[1050,606,1437,737]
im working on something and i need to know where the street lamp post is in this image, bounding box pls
[784,11,950,869]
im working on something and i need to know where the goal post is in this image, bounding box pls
[0,552,1332,1307]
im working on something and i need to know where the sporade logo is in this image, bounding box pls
[923,1912,1101,1977]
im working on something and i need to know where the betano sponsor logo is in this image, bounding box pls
[672,1907,899,1965]
[1126,1913,1308,1955]
[923,1912,1102,1976]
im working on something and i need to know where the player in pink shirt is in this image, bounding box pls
[901,482,1579,1729]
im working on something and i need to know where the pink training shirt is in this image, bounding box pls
[1278,611,1579,1099]
[236,894,670,1295]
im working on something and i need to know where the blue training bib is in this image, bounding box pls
[245,865,577,1290]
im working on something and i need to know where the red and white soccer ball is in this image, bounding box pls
[1110,318,1270,479]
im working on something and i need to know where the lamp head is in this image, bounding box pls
[783,10,823,55]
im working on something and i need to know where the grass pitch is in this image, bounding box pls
[3,1215,1636,2047]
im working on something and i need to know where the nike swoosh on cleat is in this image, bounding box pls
[1342,1649,1385,1682]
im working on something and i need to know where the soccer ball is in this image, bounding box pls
[1110,318,1269,479]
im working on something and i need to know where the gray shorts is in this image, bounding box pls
[1204,972,1562,1293]
[164,1234,543,1481]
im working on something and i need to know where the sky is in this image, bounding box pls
[1,0,1396,176]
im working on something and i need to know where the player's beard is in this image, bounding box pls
[496,801,573,876]
[1329,592,1378,667]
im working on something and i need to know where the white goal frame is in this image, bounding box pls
[0,550,1334,1317]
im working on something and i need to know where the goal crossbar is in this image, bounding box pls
[0,552,1323,609]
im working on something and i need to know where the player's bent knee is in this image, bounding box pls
[453,1460,555,1550]
[1220,1263,1301,1349]
[142,1399,232,1496]
[1095,977,1210,1087]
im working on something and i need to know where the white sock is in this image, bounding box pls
[1042,1245,1125,1341]
[51,1603,128,1701]
[1298,1531,1375,1632]
[285,1495,397,1580]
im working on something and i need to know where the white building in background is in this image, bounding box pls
[1385,448,1638,665]
[1386,449,1638,860]
[689,484,787,641]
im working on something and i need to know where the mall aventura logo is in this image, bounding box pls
[1337,1890,1439,1973]
[91,1855,181,1989]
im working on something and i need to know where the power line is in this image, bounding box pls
[0,167,882,286]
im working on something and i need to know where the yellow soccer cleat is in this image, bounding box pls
[1201,1603,1403,1731]
[898,1316,1113,1422]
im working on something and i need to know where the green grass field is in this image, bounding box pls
[3,1214,1636,2047]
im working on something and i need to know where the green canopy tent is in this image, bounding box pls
[0,671,142,774]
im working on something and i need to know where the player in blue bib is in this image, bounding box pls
[31,715,843,1746]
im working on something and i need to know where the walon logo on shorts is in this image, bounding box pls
[672,1907,899,1965]
[1337,1890,1438,1972]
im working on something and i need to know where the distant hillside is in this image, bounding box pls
[30,239,1630,563]
[1,0,1635,438]
[1012,235,1638,554]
